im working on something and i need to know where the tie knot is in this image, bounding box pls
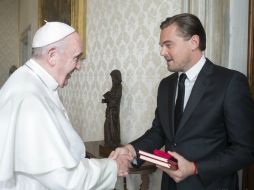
[179,73,187,83]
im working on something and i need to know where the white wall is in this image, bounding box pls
[228,0,249,75]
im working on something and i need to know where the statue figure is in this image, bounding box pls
[9,65,17,76]
[102,70,122,147]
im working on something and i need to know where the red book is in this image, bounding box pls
[138,150,178,170]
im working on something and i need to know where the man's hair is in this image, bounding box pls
[160,13,206,51]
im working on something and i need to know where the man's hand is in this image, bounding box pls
[109,144,136,177]
[156,151,195,183]
[109,144,136,160]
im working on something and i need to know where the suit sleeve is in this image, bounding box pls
[197,72,254,185]
[130,78,173,167]
[130,108,166,166]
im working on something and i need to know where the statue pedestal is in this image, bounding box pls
[99,142,119,157]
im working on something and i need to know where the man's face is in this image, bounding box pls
[159,24,194,73]
[55,33,83,87]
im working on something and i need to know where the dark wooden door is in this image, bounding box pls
[248,0,254,98]
[242,0,254,190]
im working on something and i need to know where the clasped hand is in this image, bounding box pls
[109,146,196,182]
[109,145,136,177]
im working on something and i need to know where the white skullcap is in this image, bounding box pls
[32,22,75,48]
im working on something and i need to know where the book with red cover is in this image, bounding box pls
[138,150,178,170]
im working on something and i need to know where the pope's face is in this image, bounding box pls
[55,33,83,87]
[159,24,194,73]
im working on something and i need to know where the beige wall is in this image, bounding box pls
[60,1,181,188]
[0,0,19,86]
[19,0,38,34]
[19,0,38,65]
[0,0,38,86]
[62,0,181,144]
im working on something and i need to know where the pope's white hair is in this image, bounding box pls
[32,37,68,59]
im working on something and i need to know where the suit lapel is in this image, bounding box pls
[168,74,178,136]
[175,60,213,135]
[160,73,178,138]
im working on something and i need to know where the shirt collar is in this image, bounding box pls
[179,55,206,81]
[26,59,59,91]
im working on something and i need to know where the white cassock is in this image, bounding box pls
[0,59,117,190]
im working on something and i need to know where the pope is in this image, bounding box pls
[0,22,132,190]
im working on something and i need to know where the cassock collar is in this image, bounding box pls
[26,59,59,91]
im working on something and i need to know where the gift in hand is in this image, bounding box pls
[138,149,178,170]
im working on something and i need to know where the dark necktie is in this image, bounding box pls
[174,73,187,133]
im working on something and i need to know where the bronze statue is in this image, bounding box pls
[102,70,122,147]
[9,65,17,76]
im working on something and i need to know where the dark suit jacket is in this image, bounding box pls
[131,59,254,190]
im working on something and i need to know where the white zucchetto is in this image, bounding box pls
[32,22,75,48]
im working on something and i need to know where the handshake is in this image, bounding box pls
[108,144,137,177]
[108,145,197,184]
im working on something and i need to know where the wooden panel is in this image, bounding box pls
[38,0,86,58]
[242,0,254,189]
[248,0,254,98]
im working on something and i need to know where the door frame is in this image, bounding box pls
[247,0,254,97]
[242,0,254,189]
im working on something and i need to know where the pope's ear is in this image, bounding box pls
[47,47,57,66]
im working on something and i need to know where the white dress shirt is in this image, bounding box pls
[177,55,206,109]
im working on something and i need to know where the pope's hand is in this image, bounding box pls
[114,154,132,176]
[109,145,136,177]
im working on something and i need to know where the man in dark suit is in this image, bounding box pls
[110,13,254,189]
